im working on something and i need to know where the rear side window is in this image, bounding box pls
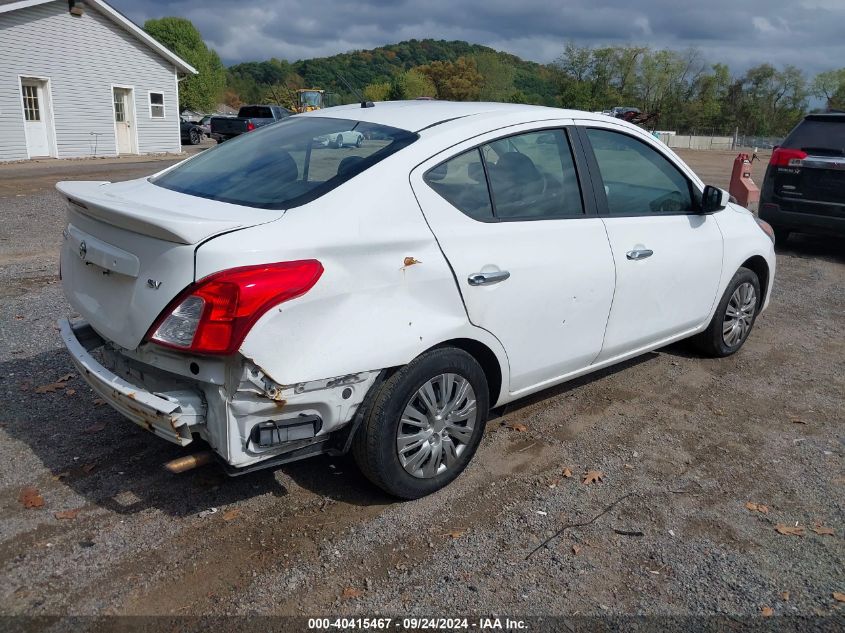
[152,117,417,209]
[238,106,273,119]
[483,130,583,219]
[586,128,695,215]
[783,118,845,154]
[424,149,493,220]
[424,129,583,221]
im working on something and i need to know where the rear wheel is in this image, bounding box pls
[189,128,201,145]
[352,348,489,499]
[693,267,761,357]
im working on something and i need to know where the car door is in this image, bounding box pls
[575,122,724,362]
[410,124,616,395]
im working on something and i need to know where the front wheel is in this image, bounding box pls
[693,267,761,357]
[352,348,489,499]
[189,129,201,145]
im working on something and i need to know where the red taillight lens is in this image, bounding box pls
[246,121,256,132]
[147,260,323,355]
[769,147,807,167]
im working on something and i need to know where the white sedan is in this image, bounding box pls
[315,129,364,148]
[57,102,776,499]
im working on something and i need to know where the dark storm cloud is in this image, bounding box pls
[111,0,844,74]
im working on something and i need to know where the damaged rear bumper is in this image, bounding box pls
[58,318,379,470]
[58,319,204,445]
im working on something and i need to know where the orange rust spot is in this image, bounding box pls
[402,257,422,267]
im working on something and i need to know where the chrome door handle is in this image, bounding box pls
[468,270,510,286]
[626,249,653,261]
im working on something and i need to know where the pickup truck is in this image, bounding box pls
[210,105,291,142]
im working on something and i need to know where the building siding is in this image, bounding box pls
[0,1,182,161]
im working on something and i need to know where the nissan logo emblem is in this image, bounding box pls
[78,240,87,260]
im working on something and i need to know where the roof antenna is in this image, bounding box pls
[336,72,374,108]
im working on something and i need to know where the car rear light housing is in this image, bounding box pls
[246,121,256,132]
[769,148,807,167]
[147,260,323,355]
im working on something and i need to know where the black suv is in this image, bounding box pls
[759,113,845,242]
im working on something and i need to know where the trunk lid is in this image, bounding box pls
[58,178,283,350]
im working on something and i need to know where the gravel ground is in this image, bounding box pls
[0,151,842,622]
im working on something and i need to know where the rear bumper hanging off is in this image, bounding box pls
[58,319,205,445]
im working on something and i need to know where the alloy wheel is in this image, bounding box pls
[396,373,478,479]
[723,282,756,347]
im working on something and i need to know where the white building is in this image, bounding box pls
[0,0,197,161]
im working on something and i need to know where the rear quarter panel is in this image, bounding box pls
[194,161,510,399]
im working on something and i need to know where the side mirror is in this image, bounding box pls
[701,185,729,213]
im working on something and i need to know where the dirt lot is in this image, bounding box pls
[0,149,842,622]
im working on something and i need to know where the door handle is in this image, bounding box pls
[468,270,510,286]
[626,249,653,261]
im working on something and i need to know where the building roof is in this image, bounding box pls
[0,0,197,74]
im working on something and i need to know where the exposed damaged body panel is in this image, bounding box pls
[60,318,380,469]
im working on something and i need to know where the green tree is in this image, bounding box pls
[812,68,845,111]
[387,74,407,100]
[363,82,390,102]
[470,51,516,101]
[402,69,435,99]
[144,17,226,112]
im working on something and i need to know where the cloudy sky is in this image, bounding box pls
[112,0,843,75]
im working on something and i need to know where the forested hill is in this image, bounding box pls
[220,38,826,136]
[226,39,560,105]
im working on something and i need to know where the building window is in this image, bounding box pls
[22,85,41,121]
[149,92,165,118]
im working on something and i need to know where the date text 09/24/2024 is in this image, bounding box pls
[307,618,528,630]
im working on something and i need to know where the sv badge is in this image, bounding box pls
[147,279,162,289]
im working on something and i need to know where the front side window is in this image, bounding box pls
[425,129,584,221]
[586,128,696,215]
[152,117,417,209]
[149,92,165,118]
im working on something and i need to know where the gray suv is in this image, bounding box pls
[759,113,845,242]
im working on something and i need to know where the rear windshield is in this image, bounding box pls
[238,106,274,119]
[152,117,418,209]
[783,118,845,154]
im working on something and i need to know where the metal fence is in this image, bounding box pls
[654,131,783,152]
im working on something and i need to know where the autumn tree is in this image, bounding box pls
[144,17,225,112]
[417,57,483,101]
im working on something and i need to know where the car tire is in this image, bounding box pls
[773,226,791,244]
[352,348,489,499]
[355,136,362,147]
[692,267,761,358]
[333,135,343,149]
[189,129,201,145]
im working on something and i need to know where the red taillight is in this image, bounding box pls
[769,147,807,167]
[147,260,323,355]
[246,121,256,132]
